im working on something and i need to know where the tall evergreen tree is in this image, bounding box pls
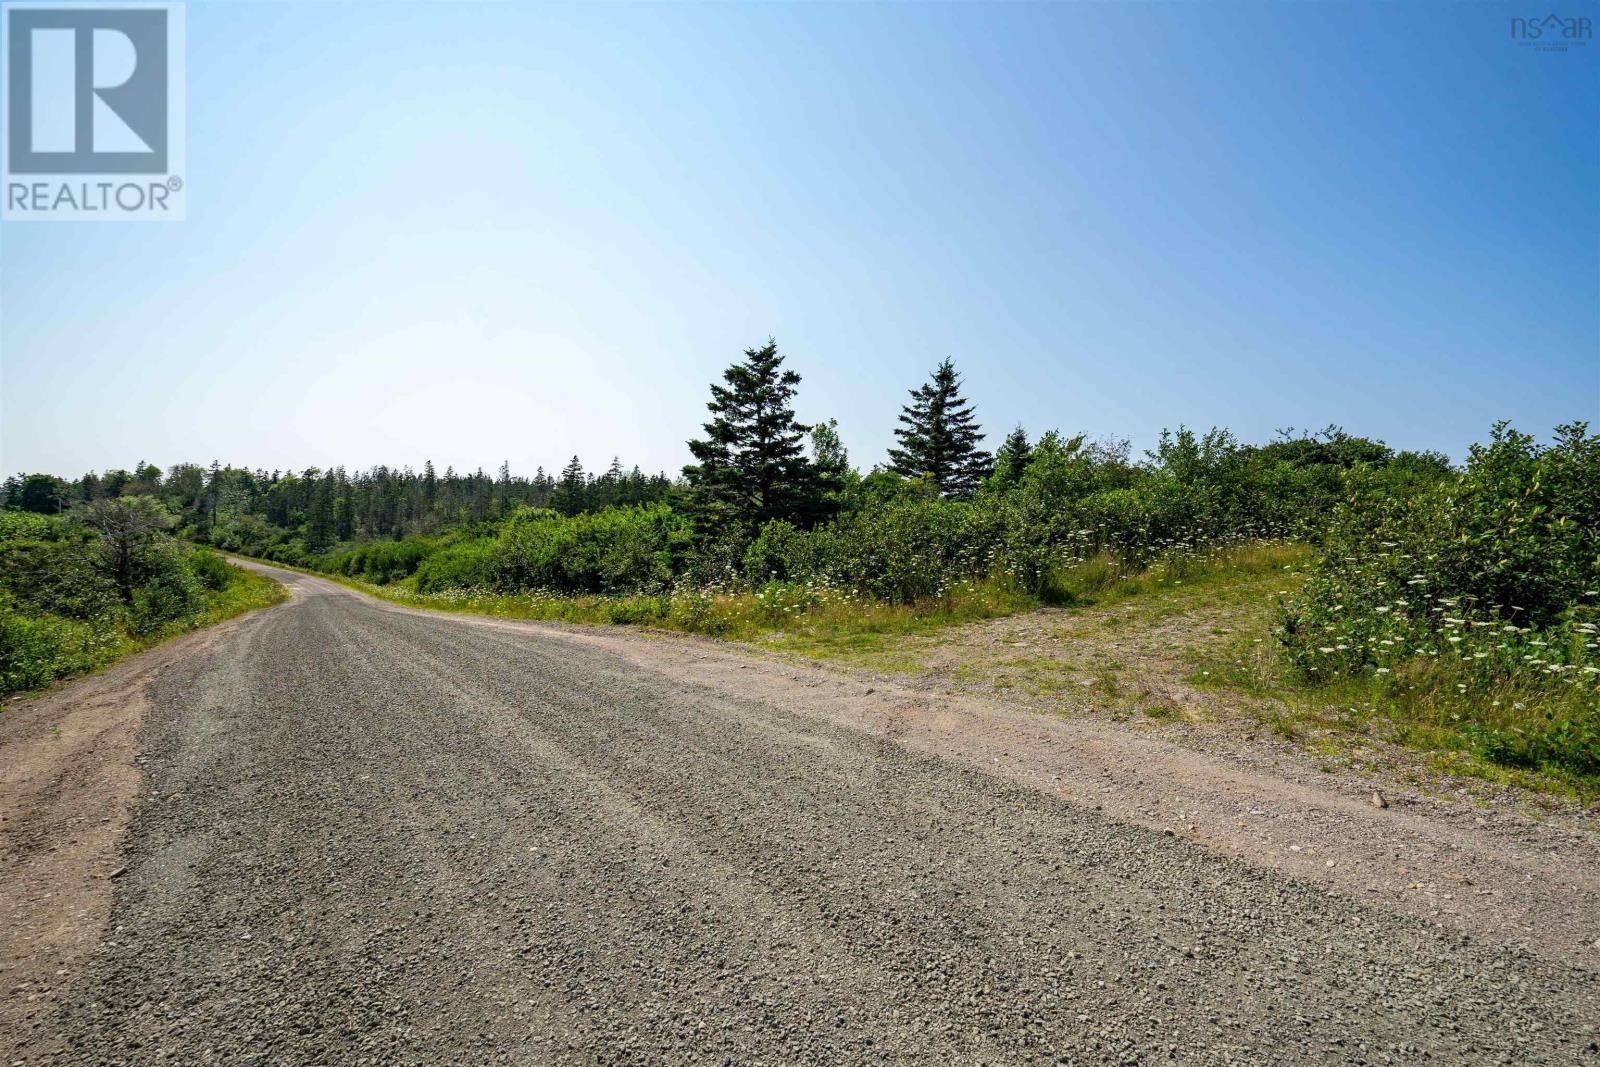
[887,358,991,496]
[306,471,337,551]
[989,425,1034,490]
[553,456,586,516]
[684,338,817,529]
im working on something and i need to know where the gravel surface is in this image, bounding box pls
[44,569,1600,1064]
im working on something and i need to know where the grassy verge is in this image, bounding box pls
[1191,629,1600,802]
[277,541,1309,659]
[771,542,1310,693]
[2,563,287,701]
[771,540,1314,666]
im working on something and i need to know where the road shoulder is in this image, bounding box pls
[0,595,288,1062]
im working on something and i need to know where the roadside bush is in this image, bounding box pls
[0,539,120,620]
[128,545,205,636]
[722,426,1371,603]
[681,530,753,589]
[743,520,826,584]
[0,593,113,691]
[186,547,235,592]
[810,494,993,603]
[0,506,286,695]
[206,514,306,565]
[411,537,500,593]
[495,505,691,594]
[1281,422,1599,673]
[1278,422,1600,777]
[322,537,437,584]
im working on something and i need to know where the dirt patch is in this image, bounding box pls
[0,602,288,1063]
[873,599,1255,718]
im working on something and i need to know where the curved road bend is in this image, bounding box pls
[46,564,1600,1064]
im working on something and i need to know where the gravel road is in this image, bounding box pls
[43,567,1600,1064]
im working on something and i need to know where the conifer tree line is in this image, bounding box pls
[5,335,1452,574]
[7,339,1008,542]
[3,457,674,551]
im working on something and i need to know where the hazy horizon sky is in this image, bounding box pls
[2,1,1596,480]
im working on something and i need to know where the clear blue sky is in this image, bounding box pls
[2,1,1596,479]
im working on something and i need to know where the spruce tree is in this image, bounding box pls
[422,460,437,507]
[553,456,586,516]
[989,425,1033,490]
[887,358,991,496]
[684,338,817,529]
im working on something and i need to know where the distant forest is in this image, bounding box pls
[4,455,676,549]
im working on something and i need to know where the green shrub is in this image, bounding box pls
[0,508,290,695]
[322,537,437,584]
[1461,709,1600,778]
[0,511,62,541]
[206,514,305,565]
[495,505,691,594]
[1278,422,1599,778]
[743,520,827,584]
[186,547,235,592]
[1281,422,1599,674]
[807,494,993,603]
[0,539,120,620]
[0,594,112,691]
[411,538,500,593]
[128,546,205,636]
[605,596,669,625]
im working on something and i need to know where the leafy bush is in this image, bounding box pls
[816,494,995,602]
[187,547,235,592]
[0,510,60,541]
[411,537,500,593]
[743,520,825,584]
[322,537,437,585]
[127,545,205,636]
[494,505,691,594]
[1281,423,1598,672]
[0,538,120,619]
[0,593,115,691]
[0,504,285,694]
[1278,422,1599,777]
[206,514,307,565]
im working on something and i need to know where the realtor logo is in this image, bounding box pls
[3,2,185,220]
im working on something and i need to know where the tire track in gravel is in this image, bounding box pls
[40,566,1600,1064]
